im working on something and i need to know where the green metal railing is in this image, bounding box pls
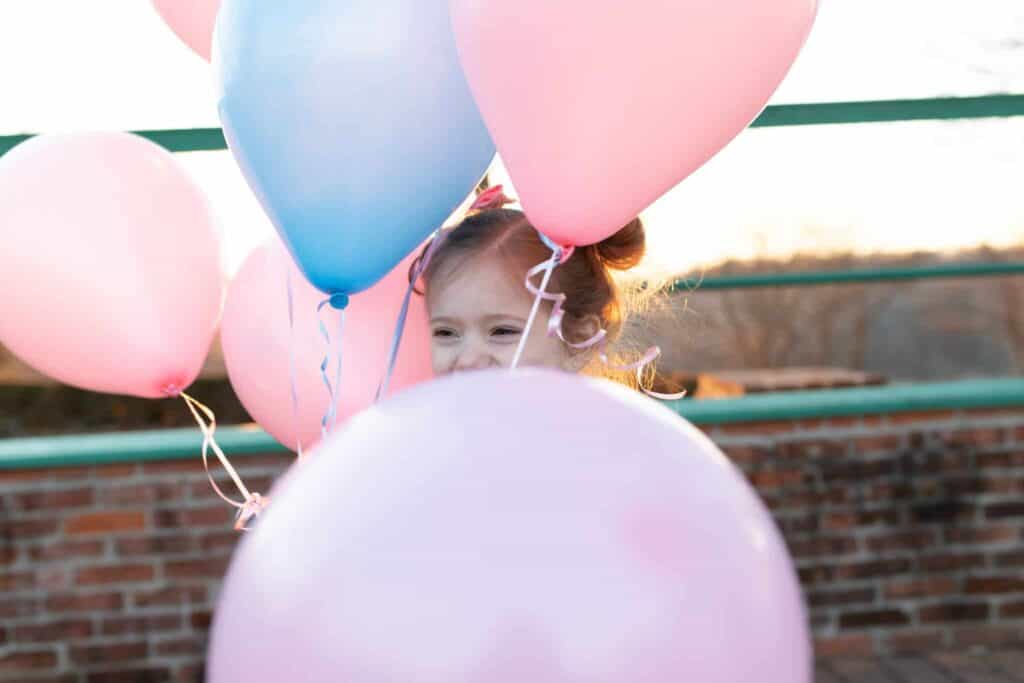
[2,94,1023,158]
[1,92,1022,469]
[3,377,1023,470]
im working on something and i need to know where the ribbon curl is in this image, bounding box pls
[180,393,268,531]
[523,233,686,400]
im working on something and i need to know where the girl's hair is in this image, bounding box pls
[412,186,646,349]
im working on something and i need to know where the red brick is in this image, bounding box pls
[143,460,208,475]
[0,597,40,619]
[154,636,204,656]
[986,501,1024,519]
[977,451,1024,468]
[750,469,804,489]
[13,619,93,641]
[0,546,16,565]
[12,488,94,511]
[191,475,274,500]
[788,536,858,558]
[889,410,955,425]
[53,465,95,480]
[884,629,946,653]
[132,586,206,608]
[965,575,1024,594]
[814,633,874,658]
[190,610,213,629]
[830,508,905,531]
[836,558,913,580]
[839,609,910,629]
[70,641,148,666]
[174,664,205,683]
[104,482,184,506]
[717,445,771,466]
[886,576,958,599]
[808,587,876,608]
[995,549,1024,568]
[945,476,1015,496]
[944,525,1019,545]
[116,536,193,556]
[853,435,904,452]
[37,565,71,590]
[918,602,990,623]
[199,531,240,553]
[101,614,182,636]
[951,625,1020,647]
[46,592,123,613]
[0,649,58,671]
[868,482,914,502]
[0,571,35,591]
[95,463,138,478]
[918,552,986,572]
[28,539,105,562]
[0,519,59,538]
[165,556,230,580]
[945,427,1005,448]
[713,421,797,437]
[66,510,146,535]
[0,468,52,482]
[86,670,171,683]
[912,501,976,524]
[184,506,235,527]
[999,601,1024,618]
[866,530,937,553]
[77,564,154,585]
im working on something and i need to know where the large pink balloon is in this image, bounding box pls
[0,133,223,399]
[209,370,810,683]
[151,0,221,61]
[220,240,432,451]
[450,0,818,246]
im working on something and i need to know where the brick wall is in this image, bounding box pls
[3,409,1024,679]
[0,454,291,682]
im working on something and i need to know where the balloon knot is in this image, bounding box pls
[329,293,350,310]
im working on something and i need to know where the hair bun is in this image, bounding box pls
[594,217,645,271]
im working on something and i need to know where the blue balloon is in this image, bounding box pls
[214,0,494,298]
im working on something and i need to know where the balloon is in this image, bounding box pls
[151,0,221,61]
[0,132,223,399]
[220,239,432,451]
[214,0,494,297]
[209,370,810,683]
[449,0,818,247]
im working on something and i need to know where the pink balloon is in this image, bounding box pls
[220,239,433,451]
[0,132,223,399]
[151,0,221,61]
[450,0,818,246]
[209,370,810,683]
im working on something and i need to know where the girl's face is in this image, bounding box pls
[426,252,573,375]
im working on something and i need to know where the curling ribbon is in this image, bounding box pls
[523,232,686,399]
[180,392,268,531]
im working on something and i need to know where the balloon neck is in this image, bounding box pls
[162,384,182,398]
[328,293,350,310]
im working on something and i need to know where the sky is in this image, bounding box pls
[1,0,1023,277]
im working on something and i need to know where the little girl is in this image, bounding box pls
[413,186,647,378]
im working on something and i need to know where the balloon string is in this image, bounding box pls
[511,246,563,370]
[316,301,346,439]
[181,392,268,531]
[376,230,446,402]
[285,268,304,459]
[523,232,686,400]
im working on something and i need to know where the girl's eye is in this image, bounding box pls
[432,328,458,340]
[491,326,522,339]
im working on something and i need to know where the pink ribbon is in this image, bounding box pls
[181,393,268,531]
